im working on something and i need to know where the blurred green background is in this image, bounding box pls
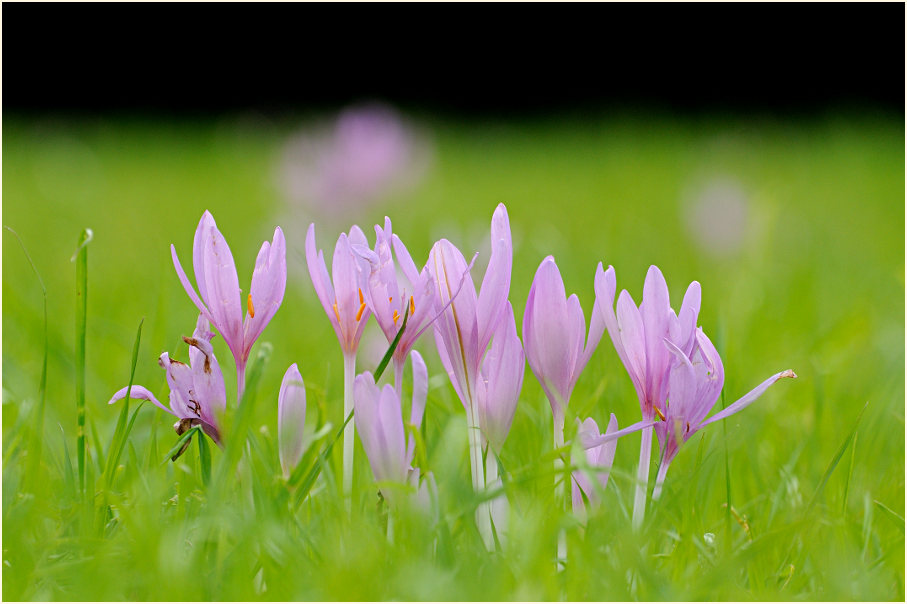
[2,110,904,600]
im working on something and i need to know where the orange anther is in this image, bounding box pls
[333,302,341,324]
[247,293,255,318]
[356,302,366,322]
[389,296,393,303]
[409,296,415,315]
[358,288,364,305]
[655,407,665,421]
[392,310,400,325]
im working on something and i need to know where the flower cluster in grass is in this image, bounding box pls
[109,204,796,556]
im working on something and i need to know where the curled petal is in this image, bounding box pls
[701,369,797,429]
[158,352,196,419]
[108,384,172,416]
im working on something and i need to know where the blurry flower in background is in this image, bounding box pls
[278,104,431,218]
[683,176,750,257]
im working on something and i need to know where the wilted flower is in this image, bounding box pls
[109,314,225,445]
[278,363,306,477]
[653,329,796,498]
[353,351,428,507]
[171,210,286,398]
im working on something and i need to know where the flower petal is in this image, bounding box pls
[171,243,215,325]
[701,369,797,428]
[478,301,524,449]
[476,203,512,353]
[278,363,307,476]
[201,217,243,361]
[108,384,172,416]
[243,226,287,359]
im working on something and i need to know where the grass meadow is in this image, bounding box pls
[2,111,904,600]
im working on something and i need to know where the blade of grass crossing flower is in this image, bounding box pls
[103,318,145,488]
[294,410,354,509]
[374,304,409,381]
[197,430,212,486]
[5,227,49,487]
[806,402,868,513]
[162,426,201,464]
[72,228,93,493]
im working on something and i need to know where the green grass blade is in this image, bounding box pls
[293,409,354,508]
[806,401,868,513]
[374,304,409,381]
[4,227,49,486]
[842,429,858,514]
[873,499,905,533]
[103,317,145,488]
[162,425,201,464]
[198,430,212,486]
[72,227,93,493]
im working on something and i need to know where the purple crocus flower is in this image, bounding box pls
[430,203,512,423]
[523,256,604,426]
[593,263,700,528]
[305,222,373,504]
[476,301,524,451]
[171,210,286,399]
[353,351,428,507]
[278,104,429,217]
[278,363,306,477]
[571,414,619,522]
[109,314,225,445]
[652,329,796,498]
[354,217,439,389]
[305,223,372,356]
[428,204,513,547]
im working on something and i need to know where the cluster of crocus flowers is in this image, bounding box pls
[109,203,796,560]
[111,210,287,454]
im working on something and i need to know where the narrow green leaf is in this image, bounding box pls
[73,228,93,493]
[806,401,868,513]
[873,499,905,532]
[198,430,212,486]
[162,425,200,464]
[4,227,49,485]
[374,304,409,381]
[294,410,354,508]
[842,429,857,514]
[104,318,145,488]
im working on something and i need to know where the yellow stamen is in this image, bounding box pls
[388,296,393,303]
[333,302,341,324]
[392,310,400,325]
[358,288,364,305]
[409,295,415,315]
[247,293,255,318]
[355,302,366,321]
[655,407,665,421]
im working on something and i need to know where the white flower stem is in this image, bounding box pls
[632,423,653,530]
[342,352,356,512]
[652,457,670,501]
[466,399,491,548]
[554,411,567,569]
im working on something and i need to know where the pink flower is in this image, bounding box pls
[305,223,372,356]
[278,363,306,477]
[571,414,619,522]
[109,314,225,444]
[171,210,286,397]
